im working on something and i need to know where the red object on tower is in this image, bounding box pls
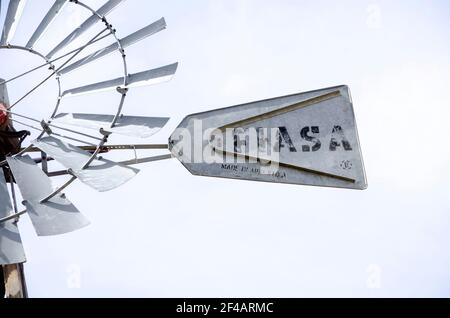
[0,103,8,127]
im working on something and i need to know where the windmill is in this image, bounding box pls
[0,0,367,298]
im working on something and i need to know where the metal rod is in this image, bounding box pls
[47,123,103,141]
[81,138,107,170]
[11,118,97,146]
[0,45,62,151]
[41,151,48,174]
[40,176,76,203]
[9,170,19,223]
[50,134,96,146]
[218,90,342,131]
[215,148,356,183]
[46,154,174,177]
[6,110,103,141]
[3,32,111,86]
[0,210,27,224]
[22,144,169,153]
[119,153,173,166]
[61,0,130,175]
[8,27,110,110]
[10,118,43,132]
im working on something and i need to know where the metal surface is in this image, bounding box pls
[9,27,109,110]
[7,156,90,236]
[0,0,27,45]
[47,154,174,177]
[33,136,139,192]
[46,0,125,59]
[51,113,169,138]
[0,1,180,291]
[23,143,169,153]
[118,153,173,166]
[1,0,176,175]
[59,17,167,75]
[170,85,367,190]
[0,169,26,265]
[26,0,67,48]
[0,210,27,224]
[1,78,9,106]
[61,63,178,97]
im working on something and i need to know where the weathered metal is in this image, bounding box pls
[0,169,26,265]
[170,85,367,190]
[61,63,179,97]
[46,0,126,59]
[51,113,170,138]
[33,136,139,192]
[7,155,90,236]
[59,17,167,75]
[0,0,27,45]
[26,0,67,49]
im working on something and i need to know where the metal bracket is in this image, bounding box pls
[116,86,128,95]
[40,120,52,135]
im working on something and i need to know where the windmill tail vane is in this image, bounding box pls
[0,0,367,298]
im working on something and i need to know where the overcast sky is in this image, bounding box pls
[1,0,450,297]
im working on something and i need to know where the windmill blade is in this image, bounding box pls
[0,0,27,45]
[62,62,178,97]
[6,156,90,236]
[33,136,139,192]
[0,169,26,265]
[59,17,167,75]
[46,0,126,59]
[51,113,170,138]
[26,0,67,49]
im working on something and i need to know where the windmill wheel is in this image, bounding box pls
[0,0,177,266]
[0,0,368,299]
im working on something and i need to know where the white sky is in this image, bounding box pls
[1,0,450,297]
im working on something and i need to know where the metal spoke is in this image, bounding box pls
[2,32,111,86]
[46,154,174,177]
[10,118,44,132]
[6,110,102,141]
[46,0,125,59]
[60,18,167,75]
[23,144,169,153]
[11,118,96,146]
[0,210,27,224]
[8,27,110,110]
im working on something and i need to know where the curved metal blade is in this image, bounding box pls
[62,62,178,97]
[1,0,27,45]
[46,0,126,59]
[52,113,169,138]
[0,169,26,265]
[26,0,67,48]
[33,136,139,192]
[6,156,90,236]
[59,17,166,75]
